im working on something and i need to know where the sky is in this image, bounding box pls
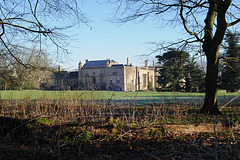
[58,1,186,71]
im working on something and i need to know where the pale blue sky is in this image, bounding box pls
[58,1,186,71]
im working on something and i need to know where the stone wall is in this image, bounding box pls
[107,66,124,91]
[124,66,136,91]
[136,67,155,90]
[79,65,125,91]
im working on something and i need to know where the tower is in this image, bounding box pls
[106,59,111,67]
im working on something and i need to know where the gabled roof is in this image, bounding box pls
[83,60,118,68]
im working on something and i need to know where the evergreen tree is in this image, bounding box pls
[156,49,188,91]
[156,49,205,92]
[157,65,184,91]
[219,31,240,92]
[185,60,205,92]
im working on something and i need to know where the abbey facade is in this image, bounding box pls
[78,58,156,91]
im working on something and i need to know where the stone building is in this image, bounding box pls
[49,66,67,90]
[45,66,78,90]
[64,71,79,90]
[78,58,156,91]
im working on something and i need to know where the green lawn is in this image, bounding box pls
[0,90,239,101]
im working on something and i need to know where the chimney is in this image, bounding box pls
[58,66,61,72]
[153,61,155,68]
[145,60,148,68]
[127,57,129,66]
[78,61,82,70]
[86,59,89,63]
[106,58,110,64]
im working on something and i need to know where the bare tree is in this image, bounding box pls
[109,0,240,114]
[0,49,15,90]
[12,46,53,90]
[0,0,88,66]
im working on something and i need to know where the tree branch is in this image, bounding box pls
[227,18,240,27]
[179,0,203,43]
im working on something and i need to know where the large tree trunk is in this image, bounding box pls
[200,48,221,114]
[199,1,230,114]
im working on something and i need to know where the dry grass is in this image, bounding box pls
[0,97,239,159]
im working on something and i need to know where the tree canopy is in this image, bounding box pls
[156,49,205,92]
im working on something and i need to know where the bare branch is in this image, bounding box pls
[227,18,240,27]
[3,22,51,34]
[0,0,88,66]
[179,0,203,43]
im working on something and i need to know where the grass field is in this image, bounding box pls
[0,90,239,101]
[0,90,239,107]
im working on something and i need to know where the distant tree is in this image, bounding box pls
[219,31,240,92]
[157,49,190,67]
[157,65,184,91]
[12,47,53,90]
[0,50,16,90]
[156,49,205,92]
[110,0,240,114]
[185,60,205,92]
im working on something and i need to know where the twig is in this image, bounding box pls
[144,151,161,160]
[114,129,133,142]
[220,93,240,110]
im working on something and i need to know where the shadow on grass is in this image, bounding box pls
[0,114,239,160]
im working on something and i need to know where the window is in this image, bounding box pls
[85,74,89,82]
[110,77,113,84]
[100,74,104,83]
[131,76,134,83]
[143,74,147,85]
[116,76,120,83]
